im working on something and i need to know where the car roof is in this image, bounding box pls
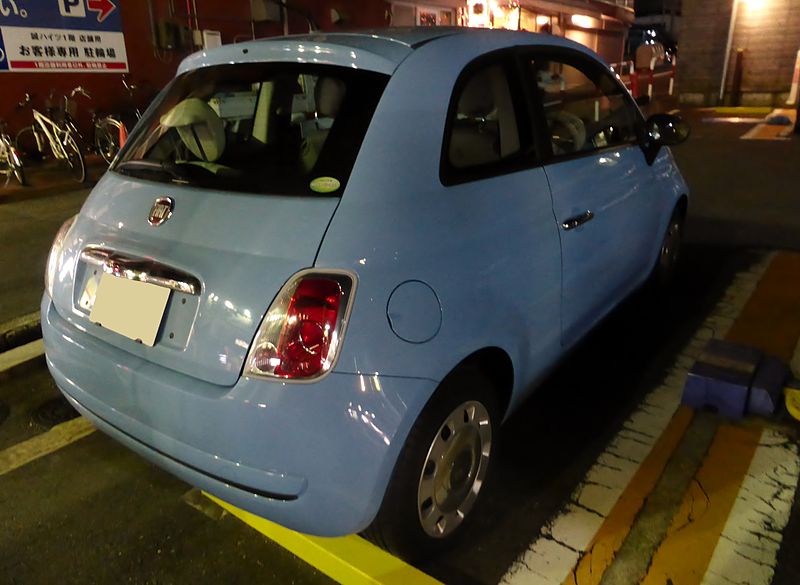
[177,27,598,76]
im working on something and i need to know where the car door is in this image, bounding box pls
[436,52,564,387]
[521,48,661,348]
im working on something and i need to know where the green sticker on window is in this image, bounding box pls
[310,176,341,193]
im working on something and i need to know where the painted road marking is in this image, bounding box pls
[561,407,694,585]
[205,493,444,585]
[727,252,800,362]
[0,338,45,373]
[642,425,762,584]
[741,124,791,140]
[0,416,95,477]
[703,428,800,585]
[740,109,796,140]
[0,310,40,336]
[500,253,774,585]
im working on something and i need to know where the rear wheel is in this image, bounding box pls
[364,367,498,561]
[15,126,43,162]
[64,134,86,183]
[94,118,121,165]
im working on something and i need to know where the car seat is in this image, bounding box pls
[448,66,519,168]
[300,77,346,173]
[159,98,229,174]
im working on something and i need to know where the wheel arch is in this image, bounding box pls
[441,346,515,421]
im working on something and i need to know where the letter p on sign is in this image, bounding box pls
[59,0,87,18]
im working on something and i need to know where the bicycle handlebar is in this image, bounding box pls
[70,86,92,99]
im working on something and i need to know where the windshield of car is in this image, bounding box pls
[113,63,388,196]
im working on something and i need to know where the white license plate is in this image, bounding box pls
[89,272,171,347]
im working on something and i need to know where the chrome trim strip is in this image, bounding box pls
[80,247,201,296]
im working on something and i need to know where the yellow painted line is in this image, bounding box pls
[640,424,762,585]
[205,493,444,585]
[0,339,45,373]
[726,252,800,361]
[705,106,772,115]
[562,407,694,585]
[0,416,95,476]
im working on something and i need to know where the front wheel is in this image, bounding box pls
[364,367,498,561]
[64,134,86,183]
[650,204,685,288]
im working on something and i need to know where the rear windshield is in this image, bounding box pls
[113,63,388,196]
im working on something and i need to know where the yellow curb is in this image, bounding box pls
[205,493,444,585]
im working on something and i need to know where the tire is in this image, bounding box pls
[15,126,43,162]
[94,118,121,165]
[363,366,499,561]
[650,204,685,288]
[64,134,86,183]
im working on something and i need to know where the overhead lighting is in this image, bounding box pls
[571,14,595,29]
[536,15,550,26]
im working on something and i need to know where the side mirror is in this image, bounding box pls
[647,113,690,147]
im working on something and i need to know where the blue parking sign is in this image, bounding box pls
[0,0,127,72]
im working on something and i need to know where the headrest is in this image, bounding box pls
[160,98,225,162]
[457,71,494,117]
[315,77,346,118]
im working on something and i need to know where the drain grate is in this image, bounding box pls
[32,397,80,429]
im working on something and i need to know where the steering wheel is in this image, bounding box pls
[546,110,586,155]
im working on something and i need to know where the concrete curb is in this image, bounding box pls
[0,312,42,354]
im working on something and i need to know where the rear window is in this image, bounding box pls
[113,63,388,196]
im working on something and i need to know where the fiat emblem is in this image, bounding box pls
[148,197,174,226]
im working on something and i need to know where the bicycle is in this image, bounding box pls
[94,77,145,165]
[16,89,87,183]
[0,120,25,187]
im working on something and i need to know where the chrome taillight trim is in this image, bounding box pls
[243,268,358,384]
[80,246,201,296]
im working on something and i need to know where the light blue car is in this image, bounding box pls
[41,27,689,559]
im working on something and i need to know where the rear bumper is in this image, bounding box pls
[42,295,436,536]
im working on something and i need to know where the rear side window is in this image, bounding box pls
[441,58,532,185]
[114,63,388,196]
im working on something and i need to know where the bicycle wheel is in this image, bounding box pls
[9,145,26,186]
[64,134,86,183]
[15,126,44,162]
[94,117,121,165]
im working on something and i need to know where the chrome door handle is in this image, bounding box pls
[561,210,595,231]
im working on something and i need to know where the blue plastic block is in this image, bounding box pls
[682,339,761,419]
[748,355,789,416]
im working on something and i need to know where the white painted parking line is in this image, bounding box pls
[0,310,40,335]
[0,416,95,477]
[0,339,45,373]
[500,254,775,585]
[701,429,800,585]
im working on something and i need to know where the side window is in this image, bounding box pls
[531,57,637,158]
[445,62,521,174]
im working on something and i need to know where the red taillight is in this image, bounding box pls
[246,272,354,381]
[275,278,342,378]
